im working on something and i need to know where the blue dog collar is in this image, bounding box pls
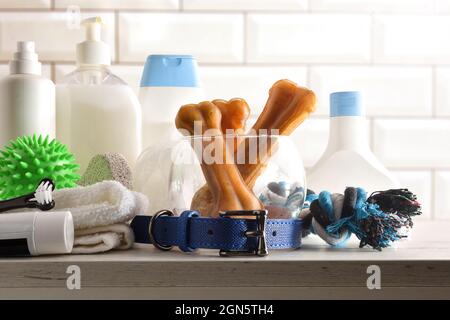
[131,210,303,257]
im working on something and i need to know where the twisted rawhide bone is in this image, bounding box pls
[189,99,251,216]
[175,101,263,217]
[238,79,316,188]
[191,80,316,216]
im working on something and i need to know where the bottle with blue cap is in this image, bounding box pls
[134,55,203,214]
[139,54,203,149]
[307,91,398,193]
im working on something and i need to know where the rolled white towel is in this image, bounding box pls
[72,223,134,254]
[50,180,149,254]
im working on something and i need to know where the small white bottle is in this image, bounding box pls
[307,91,399,193]
[0,41,55,147]
[0,211,74,256]
[56,17,142,173]
[139,54,203,150]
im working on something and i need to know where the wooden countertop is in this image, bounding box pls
[1,220,449,299]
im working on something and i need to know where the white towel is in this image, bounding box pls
[72,223,134,254]
[52,181,149,254]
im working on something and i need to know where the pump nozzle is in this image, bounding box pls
[9,41,42,75]
[76,16,110,66]
[82,17,103,41]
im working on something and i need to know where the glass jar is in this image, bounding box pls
[134,134,306,219]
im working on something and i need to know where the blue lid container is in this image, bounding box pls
[140,55,200,88]
[330,91,363,117]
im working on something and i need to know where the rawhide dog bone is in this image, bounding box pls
[176,101,263,217]
[237,79,316,189]
[191,81,316,216]
[190,99,250,216]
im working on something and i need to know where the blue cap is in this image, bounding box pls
[330,91,363,117]
[140,55,200,87]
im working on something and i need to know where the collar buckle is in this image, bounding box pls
[219,210,269,257]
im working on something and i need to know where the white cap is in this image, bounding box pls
[76,17,111,66]
[34,211,74,255]
[9,41,42,75]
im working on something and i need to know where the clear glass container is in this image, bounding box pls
[134,134,306,219]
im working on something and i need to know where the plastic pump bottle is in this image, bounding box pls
[56,17,141,173]
[307,91,399,193]
[0,41,55,147]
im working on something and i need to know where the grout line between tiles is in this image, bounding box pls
[431,169,436,219]
[432,65,437,117]
[369,118,375,150]
[2,9,450,15]
[114,10,120,63]
[305,65,311,87]
[243,12,247,65]
[370,13,375,65]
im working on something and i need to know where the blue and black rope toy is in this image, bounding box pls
[300,187,422,250]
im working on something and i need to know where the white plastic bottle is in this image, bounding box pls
[56,17,141,173]
[134,55,203,213]
[0,41,55,147]
[139,54,203,150]
[307,91,399,193]
[0,211,74,256]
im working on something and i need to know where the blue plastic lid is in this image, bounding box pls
[140,55,200,88]
[330,91,363,117]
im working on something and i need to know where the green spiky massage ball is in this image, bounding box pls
[0,135,80,200]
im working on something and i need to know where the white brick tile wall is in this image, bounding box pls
[0,2,447,219]
[392,171,432,219]
[292,119,329,168]
[310,0,434,13]
[373,120,450,168]
[55,0,179,10]
[247,14,371,63]
[0,1,50,9]
[183,0,308,11]
[435,0,450,13]
[309,66,432,116]
[119,13,244,63]
[200,66,308,116]
[0,12,114,62]
[436,68,450,116]
[374,15,450,64]
[435,171,450,219]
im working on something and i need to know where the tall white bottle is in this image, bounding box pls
[307,91,399,193]
[0,41,55,147]
[134,55,203,213]
[139,55,203,150]
[56,17,141,173]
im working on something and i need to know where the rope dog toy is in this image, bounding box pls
[300,188,421,250]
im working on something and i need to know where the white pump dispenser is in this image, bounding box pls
[0,41,55,147]
[56,17,142,173]
[76,17,110,66]
[307,91,399,193]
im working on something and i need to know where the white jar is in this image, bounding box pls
[0,41,55,147]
